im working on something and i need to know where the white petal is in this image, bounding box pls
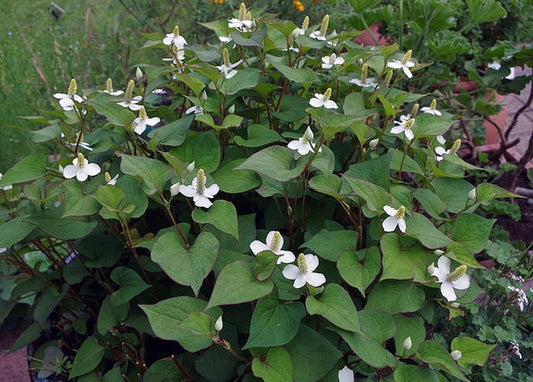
[146,117,160,126]
[397,218,407,233]
[435,147,447,155]
[390,125,405,134]
[163,36,173,45]
[63,165,78,179]
[226,70,238,79]
[297,143,311,156]
[452,274,470,290]
[250,241,270,255]
[76,169,89,182]
[134,121,146,135]
[387,61,403,69]
[53,93,68,99]
[437,256,451,274]
[322,63,333,69]
[338,366,354,382]
[85,163,101,176]
[305,254,320,272]
[309,98,323,108]
[437,136,446,145]
[288,140,302,151]
[179,184,196,197]
[194,194,213,208]
[282,264,300,280]
[306,272,326,287]
[383,205,397,216]
[265,231,276,247]
[382,216,398,232]
[293,274,308,289]
[441,282,457,301]
[404,129,414,141]
[277,250,295,264]
[204,183,220,197]
[402,66,413,78]
[431,267,448,283]
[323,100,338,109]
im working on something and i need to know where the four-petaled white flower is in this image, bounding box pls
[310,88,338,109]
[391,116,415,141]
[387,50,415,79]
[163,25,187,49]
[118,80,143,111]
[283,253,326,289]
[287,126,322,155]
[99,78,124,96]
[0,172,13,191]
[54,79,84,112]
[61,133,92,151]
[250,231,295,264]
[321,53,344,69]
[132,106,160,135]
[186,105,205,116]
[349,77,377,88]
[179,169,219,209]
[431,256,470,302]
[228,3,254,32]
[338,366,354,382]
[421,99,442,116]
[382,205,407,233]
[217,48,242,79]
[63,153,101,182]
[435,146,451,162]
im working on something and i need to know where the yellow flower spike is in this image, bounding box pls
[238,2,246,20]
[297,253,308,273]
[270,231,283,252]
[319,14,330,38]
[323,87,332,101]
[402,50,413,65]
[77,153,86,167]
[68,79,77,96]
[411,103,419,118]
[104,172,112,183]
[196,169,206,195]
[447,265,467,282]
[405,118,415,130]
[125,79,135,99]
[450,139,461,154]
[430,98,438,110]
[245,11,252,21]
[302,16,309,31]
[138,106,147,120]
[383,70,393,88]
[222,48,231,68]
[361,63,368,83]
[106,78,113,93]
[395,206,406,219]
[172,25,180,38]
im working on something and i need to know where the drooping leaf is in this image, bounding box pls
[451,337,496,368]
[192,200,239,239]
[69,337,105,379]
[252,347,294,382]
[365,280,425,314]
[236,146,307,182]
[302,229,357,262]
[337,247,381,296]
[109,267,150,305]
[0,154,48,187]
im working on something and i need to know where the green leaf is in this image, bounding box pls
[151,231,219,296]
[394,363,440,382]
[431,178,473,213]
[416,340,468,381]
[236,146,307,182]
[0,216,33,247]
[251,251,278,281]
[451,337,496,368]
[222,114,244,129]
[0,154,48,187]
[120,154,172,195]
[109,267,150,305]
[476,183,520,203]
[96,295,129,335]
[406,213,452,249]
[244,293,306,349]
[391,150,425,176]
[346,0,381,12]
[143,359,180,382]
[467,0,506,25]
[63,180,100,217]
[234,124,285,148]
[411,113,454,137]
[335,328,398,369]
[140,296,220,352]
[271,95,309,123]
[148,115,193,146]
[88,100,135,126]
[252,347,294,382]
[266,56,318,84]
[308,174,344,198]
[342,176,391,211]
[232,24,267,47]
[302,229,357,262]
[170,131,220,173]
[414,189,447,219]
[380,234,427,280]
[365,280,425,314]
[69,337,105,379]
[29,123,61,143]
[212,158,261,193]
[452,214,495,254]
[393,315,426,356]
[359,309,396,344]
[337,247,381,297]
[175,73,206,96]
[207,261,274,309]
[446,242,483,268]
[95,185,125,212]
[344,151,393,190]
[305,283,360,332]
[284,325,342,382]
[192,200,239,239]
[27,207,97,240]
[220,68,261,95]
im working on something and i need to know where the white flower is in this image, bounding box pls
[99,78,124,96]
[287,126,322,155]
[105,172,119,185]
[163,26,187,49]
[63,153,101,182]
[431,256,470,302]
[250,231,295,264]
[118,96,143,111]
[310,14,329,41]
[391,116,415,141]
[437,135,446,145]
[283,254,326,289]
[132,106,160,135]
[450,350,462,361]
[349,77,377,88]
[309,30,327,41]
[387,50,415,79]
[321,53,344,69]
[507,286,529,311]
[382,205,407,233]
[0,172,13,191]
[338,366,354,382]
[53,79,83,112]
[60,133,92,151]
[435,146,451,162]
[186,105,205,116]
[421,99,442,116]
[217,48,242,79]
[228,3,254,32]
[162,48,185,65]
[310,88,338,109]
[170,181,180,197]
[509,341,523,359]
[179,169,219,209]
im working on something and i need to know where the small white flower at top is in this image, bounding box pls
[53,79,84,112]
[0,172,13,191]
[292,15,309,38]
[99,78,124,96]
[310,88,338,109]
[228,3,254,32]
[338,366,354,382]
[132,106,160,135]
[179,169,219,209]
[283,253,326,289]
[430,255,470,302]
[391,115,415,141]
[309,14,329,41]
[217,48,242,79]
[321,53,344,69]
[421,98,442,116]
[350,63,377,88]
[382,205,407,233]
[63,153,101,182]
[163,25,187,50]
[435,139,461,162]
[387,50,415,79]
[118,80,143,111]
[287,126,322,155]
[105,172,119,185]
[250,231,295,264]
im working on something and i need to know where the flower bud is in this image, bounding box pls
[402,336,412,350]
[450,302,460,308]
[215,315,223,332]
[468,188,477,200]
[368,138,379,148]
[187,161,196,173]
[427,263,435,275]
[450,350,462,361]
[228,104,235,114]
[170,182,180,197]
[136,67,143,81]
[434,249,445,256]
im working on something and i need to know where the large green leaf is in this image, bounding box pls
[335,328,397,369]
[63,180,100,217]
[151,231,219,296]
[236,146,307,182]
[252,347,294,382]
[120,154,172,195]
[169,131,220,173]
[244,293,305,349]
[337,246,381,297]
[109,267,150,305]
[394,363,440,382]
[359,309,396,344]
[220,68,261,95]
[192,200,239,239]
[467,0,506,24]
[414,188,447,219]
[393,315,426,356]
[284,325,342,382]
[305,283,360,332]
[380,234,427,280]
[234,124,285,148]
[0,154,48,187]
[344,151,394,190]
[26,207,97,240]
[88,100,135,126]
[451,337,496,368]
[431,178,473,213]
[207,261,273,308]
[212,158,261,193]
[0,216,34,247]
[266,56,318,85]
[365,280,425,314]
[96,295,129,335]
[302,229,357,262]
[416,340,468,381]
[342,176,391,211]
[69,337,105,379]
[406,213,452,249]
[140,296,221,352]
[452,214,495,254]
[148,114,193,147]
